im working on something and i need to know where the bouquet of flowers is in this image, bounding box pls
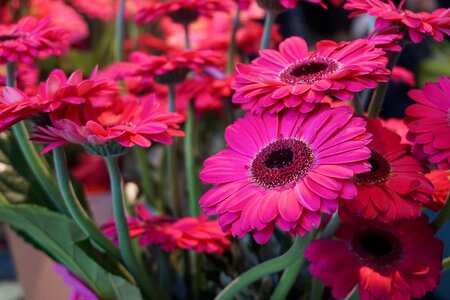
[0,0,449,299]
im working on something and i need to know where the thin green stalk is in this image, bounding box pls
[6,62,67,214]
[352,93,363,116]
[226,7,241,74]
[0,191,8,205]
[184,102,200,216]
[215,235,310,300]
[166,84,181,216]
[309,279,324,300]
[431,191,450,230]
[134,147,157,207]
[260,10,277,50]
[367,50,402,118]
[319,212,341,239]
[184,21,190,50]
[443,256,450,272]
[53,148,121,261]
[344,286,359,300]
[105,156,167,300]
[114,0,126,62]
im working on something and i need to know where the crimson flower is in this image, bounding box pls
[199,105,371,244]
[339,118,433,222]
[0,16,68,64]
[344,0,450,43]
[405,76,450,170]
[425,170,450,211]
[232,36,389,114]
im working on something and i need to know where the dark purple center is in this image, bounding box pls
[278,57,341,85]
[351,228,402,268]
[356,150,392,184]
[0,34,22,42]
[250,138,314,189]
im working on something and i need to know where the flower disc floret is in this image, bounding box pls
[199,104,372,244]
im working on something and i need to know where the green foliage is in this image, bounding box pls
[0,204,143,300]
[418,40,450,86]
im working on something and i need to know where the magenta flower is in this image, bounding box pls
[199,105,372,244]
[232,36,389,114]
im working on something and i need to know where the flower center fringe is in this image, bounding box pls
[278,57,341,85]
[351,228,402,268]
[0,33,23,42]
[250,138,314,189]
[356,150,392,184]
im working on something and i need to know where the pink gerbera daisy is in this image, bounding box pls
[256,0,326,11]
[0,16,68,64]
[339,118,433,222]
[136,0,230,25]
[199,104,372,244]
[344,0,450,43]
[405,76,450,170]
[305,216,443,300]
[425,170,450,211]
[232,36,389,114]
[31,94,185,155]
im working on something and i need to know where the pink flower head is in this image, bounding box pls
[232,36,389,114]
[200,104,372,244]
[31,94,185,154]
[116,50,223,84]
[344,0,450,43]
[425,170,450,211]
[366,27,403,52]
[136,0,230,25]
[0,16,68,64]
[339,117,433,223]
[305,216,443,300]
[54,264,99,300]
[405,76,450,170]
[236,20,282,54]
[71,0,115,21]
[257,0,327,11]
[0,61,39,93]
[391,66,415,86]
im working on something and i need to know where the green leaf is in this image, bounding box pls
[0,204,142,300]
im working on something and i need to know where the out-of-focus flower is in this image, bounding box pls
[199,105,371,244]
[236,20,282,54]
[0,16,69,64]
[54,264,99,300]
[339,117,433,222]
[232,36,389,114]
[70,153,110,194]
[366,27,403,52]
[425,170,450,211]
[391,66,415,86]
[71,0,115,21]
[256,0,327,11]
[344,0,450,43]
[305,216,443,300]
[0,61,39,93]
[405,76,450,170]
[136,0,230,25]
[32,94,185,155]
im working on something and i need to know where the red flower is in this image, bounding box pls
[232,36,389,114]
[305,216,443,300]
[32,94,185,154]
[0,16,68,64]
[391,66,415,86]
[344,0,450,43]
[200,105,371,244]
[0,61,39,93]
[339,118,433,222]
[136,0,230,25]
[236,20,282,54]
[405,76,450,170]
[425,170,450,211]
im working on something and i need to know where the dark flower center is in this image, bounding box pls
[278,57,341,85]
[356,150,392,184]
[167,8,200,24]
[351,228,402,268]
[250,138,315,189]
[0,33,23,42]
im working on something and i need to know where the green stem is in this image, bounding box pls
[226,7,241,74]
[114,0,126,62]
[104,156,167,300]
[352,93,363,116]
[431,191,450,230]
[184,21,190,50]
[319,212,341,239]
[443,256,450,272]
[309,279,324,300]
[344,286,359,300]
[215,235,310,300]
[0,191,8,205]
[367,50,402,118]
[6,62,67,214]
[134,147,157,208]
[260,10,277,50]
[184,102,200,216]
[53,148,121,261]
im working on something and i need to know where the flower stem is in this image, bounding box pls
[352,93,363,116]
[184,101,200,216]
[367,50,402,118]
[309,278,324,300]
[431,191,450,230]
[134,147,157,208]
[344,285,359,300]
[114,0,126,62]
[319,212,341,239]
[104,156,167,300]
[215,235,310,300]
[226,7,241,74]
[184,21,190,50]
[260,10,277,50]
[443,256,450,272]
[0,191,8,205]
[53,147,122,261]
[6,62,67,214]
